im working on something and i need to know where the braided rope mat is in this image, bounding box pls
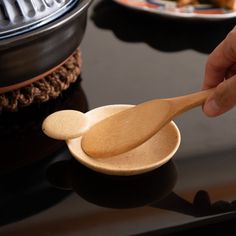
[0,49,82,112]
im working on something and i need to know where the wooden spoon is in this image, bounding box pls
[81,89,214,158]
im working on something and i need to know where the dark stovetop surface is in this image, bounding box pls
[1,0,236,235]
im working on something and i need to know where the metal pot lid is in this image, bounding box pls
[0,0,79,39]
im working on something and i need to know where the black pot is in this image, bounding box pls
[0,0,92,92]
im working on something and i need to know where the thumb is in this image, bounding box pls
[203,75,236,117]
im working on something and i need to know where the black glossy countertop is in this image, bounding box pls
[1,0,236,235]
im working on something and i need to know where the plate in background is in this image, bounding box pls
[113,0,236,19]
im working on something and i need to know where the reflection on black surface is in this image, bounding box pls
[152,188,236,217]
[47,159,177,208]
[91,0,236,53]
[47,158,236,215]
[193,190,236,216]
[0,78,88,174]
[0,78,88,226]
[0,150,73,226]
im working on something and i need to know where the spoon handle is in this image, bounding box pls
[167,88,215,116]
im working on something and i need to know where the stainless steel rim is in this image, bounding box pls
[0,0,80,39]
[0,0,92,45]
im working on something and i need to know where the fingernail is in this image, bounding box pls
[204,99,221,116]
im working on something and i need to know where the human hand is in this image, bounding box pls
[203,26,236,117]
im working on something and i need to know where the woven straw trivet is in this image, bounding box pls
[0,48,82,112]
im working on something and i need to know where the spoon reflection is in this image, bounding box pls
[47,159,177,208]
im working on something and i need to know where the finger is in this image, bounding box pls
[225,64,236,79]
[203,26,236,89]
[203,74,236,117]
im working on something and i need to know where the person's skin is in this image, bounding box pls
[203,26,236,117]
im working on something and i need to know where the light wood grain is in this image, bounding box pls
[42,110,88,140]
[67,105,181,176]
[81,89,214,158]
